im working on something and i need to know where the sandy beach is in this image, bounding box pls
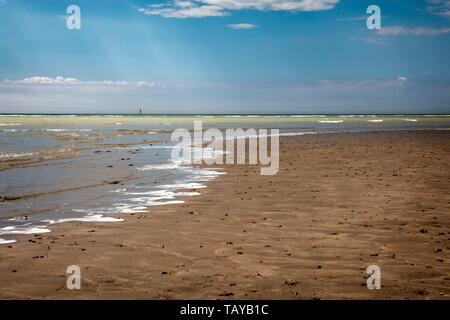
[0,129,449,300]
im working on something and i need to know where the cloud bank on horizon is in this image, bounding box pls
[2,75,449,114]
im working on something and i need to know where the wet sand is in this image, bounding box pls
[0,130,449,299]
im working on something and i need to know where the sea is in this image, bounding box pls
[1,114,449,244]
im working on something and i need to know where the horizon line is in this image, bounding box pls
[1,113,449,116]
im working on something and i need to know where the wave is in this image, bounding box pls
[44,128,92,132]
[318,120,344,123]
[0,147,73,160]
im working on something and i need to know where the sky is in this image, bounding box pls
[0,0,449,114]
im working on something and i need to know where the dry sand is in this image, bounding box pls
[0,130,449,299]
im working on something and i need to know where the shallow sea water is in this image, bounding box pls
[0,114,449,243]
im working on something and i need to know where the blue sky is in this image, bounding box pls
[0,0,449,114]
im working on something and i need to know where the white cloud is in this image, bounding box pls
[337,16,367,21]
[137,81,156,87]
[5,76,80,85]
[138,0,340,18]
[310,77,411,89]
[139,4,226,18]
[2,76,414,93]
[378,26,450,36]
[3,76,154,88]
[350,36,390,46]
[0,0,7,5]
[425,0,450,17]
[362,38,389,45]
[227,23,258,29]
[2,76,419,90]
[337,15,387,21]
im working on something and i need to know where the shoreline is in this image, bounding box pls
[2,127,448,244]
[0,129,449,299]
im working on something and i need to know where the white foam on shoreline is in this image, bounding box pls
[137,163,181,170]
[0,238,17,244]
[70,158,225,217]
[279,132,317,137]
[0,225,51,235]
[161,182,208,189]
[0,214,124,243]
[367,120,384,123]
[0,147,73,160]
[178,191,202,196]
[43,214,124,224]
[126,187,204,207]
[201,131,317,142]
[146,200,185,206]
